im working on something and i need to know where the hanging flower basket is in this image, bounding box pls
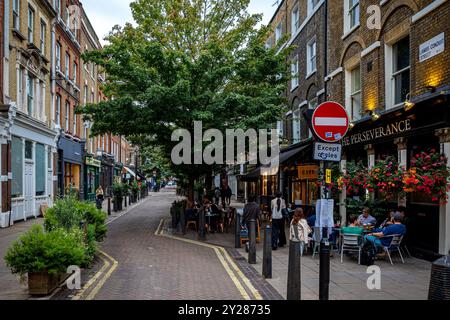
[366,157,405,200]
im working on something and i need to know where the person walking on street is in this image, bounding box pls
[214,187,221,206]
[225,185,232,206]
[96,186,104,210]
[242,195,260,240]
[220,186,227,208]
[289,208,311,256]
[271,192,286,250]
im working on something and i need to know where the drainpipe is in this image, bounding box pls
[3,0,10,103]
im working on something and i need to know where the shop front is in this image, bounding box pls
[340,88,450,258]
[99,154,114,192]
[84,156,101,202]
[114,163,123,184]
[57,134,85,199]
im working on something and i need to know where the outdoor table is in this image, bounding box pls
[205,213,219,231]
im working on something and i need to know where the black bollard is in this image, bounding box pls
[124,195,127,208]
[319,236,330,300]
[248,219,256,264]
[287,240,301,300]
[113,198,118,212]
[262,225,272,279]
[235,214,241,248]
[199,208,206,241]
[107,197,111,216]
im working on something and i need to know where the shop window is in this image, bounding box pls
[25,141,33,159]
[11,137,23,198]
[35,144,46,196]
[48,149,52,169]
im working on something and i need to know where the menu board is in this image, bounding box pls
[315,199,334,228]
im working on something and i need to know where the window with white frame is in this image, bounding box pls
[40,20,46,55]
[265,37,273,49]
[13,0,20,30]
[386,35,410,109]
[65,53,70,79]
[291,6,299,35]
[18,66,24,109]
[39,80,45,120]
[275,22,282,43]
[28,6,34,44]
[56,42,61,70]
[35,143,46,196]
[276,121,284,139]
[66,7,70,26]
[73,62,77,83]
[346,66,361,120]
[307,38,317,76]
[308,0,320,16]
[344,0,360,32]
[308,98,318,138]
[291,57,299,89]
[84,85,88,105]
[65,100,70,131]
[54,0,61,16]
[26,73,34,116]
[292,108,301,143]
[392,36,410,105]
[73,111,77,136]
[55,94,61,125]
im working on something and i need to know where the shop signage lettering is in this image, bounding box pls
[297,165,319,180]
[313,143,342,162]
[86,157,101,167]
[419,32,445,63]
[342,119,412,147]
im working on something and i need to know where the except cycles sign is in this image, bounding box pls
[313,143,342,162]
[312,102,349,143]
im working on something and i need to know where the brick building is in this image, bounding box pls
[325,0,450,257]
[0,0,57,227]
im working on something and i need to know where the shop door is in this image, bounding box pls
[24,162,34,217]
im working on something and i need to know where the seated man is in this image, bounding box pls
[342,215,363,236]
[357,207,377,227]
[364,212,406,253]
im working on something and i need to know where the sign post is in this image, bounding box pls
[311,101,349,301]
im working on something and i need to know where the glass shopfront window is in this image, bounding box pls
[35,143,46,196]
[11,137,23,198]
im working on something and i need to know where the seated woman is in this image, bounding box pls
[342,215,363,236]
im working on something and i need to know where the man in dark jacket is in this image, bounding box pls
[242,195,260,236]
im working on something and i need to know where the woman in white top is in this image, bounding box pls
[270,192,286,250]
[289,208,311,256]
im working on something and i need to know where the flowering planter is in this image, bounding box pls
[28,272,67,296]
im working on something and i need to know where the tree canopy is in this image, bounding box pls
[78,0,290,193]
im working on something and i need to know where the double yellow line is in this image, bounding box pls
[155,219,262,300]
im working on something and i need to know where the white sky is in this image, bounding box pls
[81,0,278,45]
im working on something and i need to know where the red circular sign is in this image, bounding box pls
[311,102,349,142]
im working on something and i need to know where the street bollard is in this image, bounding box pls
[248,219,256,264]
[235,214,241,248]
[262,225,272,279]
[124,195,127,208]
[107,197,111,216]
[319,237,331,300]
[287,240,301,300]
[199,208,206,241]
[129,195,132,206]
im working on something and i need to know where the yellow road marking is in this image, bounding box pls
[72,254,110,300]
[85,250,118,300]
[157,219,262,300]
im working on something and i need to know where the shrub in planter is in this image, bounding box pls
[131,181,139,200]
[4,225,85,295]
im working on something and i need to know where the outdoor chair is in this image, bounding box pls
[186,220,197,231]
[340,234,362,264]
[381,234,405,265]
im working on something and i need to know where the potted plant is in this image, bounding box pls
[131,180,139,203]
[112,183,124,211]
[4,225,85,295]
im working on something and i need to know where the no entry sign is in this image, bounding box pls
[312,102,349,143]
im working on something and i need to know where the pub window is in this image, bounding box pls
[393,36,410,105]
[11,137,23,198]
[35,143,46,196]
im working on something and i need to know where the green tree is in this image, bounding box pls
[78,0,290,199]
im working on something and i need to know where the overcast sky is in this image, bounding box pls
[81,0,278,45]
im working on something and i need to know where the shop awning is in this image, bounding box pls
[278,144,310,164]
[124,166,136,178]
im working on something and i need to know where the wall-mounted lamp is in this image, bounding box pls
[348,122,355,130]
[404,93,415,111]
[370,110,380,121]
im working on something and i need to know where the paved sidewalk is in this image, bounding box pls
[0,217,43,300]
[174,204,432,300]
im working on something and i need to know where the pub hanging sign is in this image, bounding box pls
[342,119,412,147]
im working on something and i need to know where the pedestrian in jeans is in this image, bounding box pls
[289,208,311,256]
[242,195,260,240]
[271,192,286,250]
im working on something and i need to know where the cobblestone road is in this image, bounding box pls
[90,190,269,300]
